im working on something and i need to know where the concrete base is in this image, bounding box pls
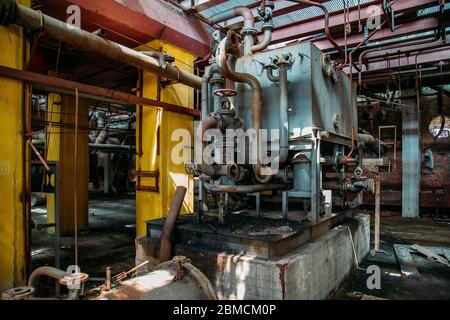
[136,214,370,300]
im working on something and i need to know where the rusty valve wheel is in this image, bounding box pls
[213,88,237,97]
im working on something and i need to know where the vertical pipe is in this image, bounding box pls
[256,193,261,217]
[159,186,187,263]
[374,175,381,252]
[282,191,288,219]
[278,63,289,165]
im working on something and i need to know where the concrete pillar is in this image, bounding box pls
[0,0,30,292]
[47,95,89,235]
[135,40,195,236]
[402,91,421,218]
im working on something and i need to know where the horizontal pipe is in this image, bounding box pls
[33,140,135,153]
[0,1,201,89]
[0,65,200,117]
[202,182,286,193]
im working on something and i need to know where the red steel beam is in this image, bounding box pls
[267,0,439,44]
[43,0,211,57]
[0,65,200,117]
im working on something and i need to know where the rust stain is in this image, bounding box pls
[276,263,287,300]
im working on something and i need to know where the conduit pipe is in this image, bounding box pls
[216,30,272,183]
[0,0,202,89]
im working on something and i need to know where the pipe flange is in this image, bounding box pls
[59,272,89,287]
[260,22,275,32]
[240,27,257,36]
[272,53,294,66]
[1,286,35,300]
[210,75,225,85]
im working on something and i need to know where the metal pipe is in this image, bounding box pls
[266,65,279,82]
[251,23,274,54]
[28,266,66,292]
[159,187,187,263]
[358,35,442,85]
[278,62,289,165]
[207,6,255,55]
[201,68,213,120]
[0,1,202,89]
[288,0,346,59]
[202,182,286,193]
[216,30,271,183]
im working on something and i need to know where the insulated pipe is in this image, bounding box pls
[207,6,255,55]
[28,266,66,292]
[0,0,202,89]
[216,31,272,183]
[202,182,286,193]
[159,186,187,263]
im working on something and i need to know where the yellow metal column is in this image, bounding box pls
[136,40,195,236]
[46,93,61,235]
[0,0,30,292]
[46,95,89,236]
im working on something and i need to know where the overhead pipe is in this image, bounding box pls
[216,30,272,183]
[207,6,256,55]
[159,186,187,263]
[0,0,202,89]
[288,0,346,59]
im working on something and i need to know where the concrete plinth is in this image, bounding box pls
[136,214,370,300]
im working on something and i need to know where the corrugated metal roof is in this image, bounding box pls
[200,0,378,29]
[260,0,377,29]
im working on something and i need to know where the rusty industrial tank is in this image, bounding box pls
[96,256,217,300]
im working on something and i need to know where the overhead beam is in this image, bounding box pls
[267,0,439,44]
[0,65,200,117]
[42,0,211,57]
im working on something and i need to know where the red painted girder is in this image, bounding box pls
[267,0,439,45]
[48,0,211,57]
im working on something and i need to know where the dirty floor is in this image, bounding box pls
[31,197,136,297]
[334,211,450,300]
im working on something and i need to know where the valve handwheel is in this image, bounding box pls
[213,88,237,97]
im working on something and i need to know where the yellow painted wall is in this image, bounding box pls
[136,40,195,236]
[0,0,30,292]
